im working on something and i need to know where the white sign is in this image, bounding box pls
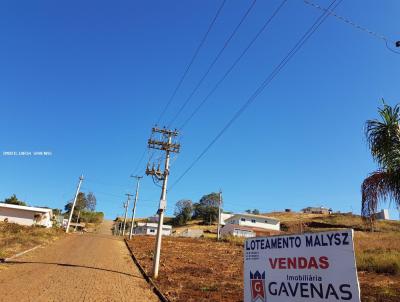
[244,229,360,302]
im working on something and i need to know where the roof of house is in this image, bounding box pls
[0,203,52,213]
[226,213,280,223]
[137,222,172,229]
[302,206,332,211]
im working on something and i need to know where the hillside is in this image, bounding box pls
[126,212,399,302]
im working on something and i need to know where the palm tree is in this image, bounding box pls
[361,101,400,221]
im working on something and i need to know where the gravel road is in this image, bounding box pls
[0,221,159,302]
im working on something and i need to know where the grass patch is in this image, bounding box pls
[355,232,400,275]
[0,222,64,258]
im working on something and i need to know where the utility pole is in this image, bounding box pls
[146,127,180,279]
[217,190,222,241]
[129,175,143,240]
[66,175,84,234]
[122,194,132,236]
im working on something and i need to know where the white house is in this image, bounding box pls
[0,203,53,228]
[220,224,257,238]
[134,222,172,236]
[220,212,234,225]
[375,209,390,220]
[221,213,280,238]
[224,213,280,231]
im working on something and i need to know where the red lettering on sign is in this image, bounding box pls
[268,256,330,269]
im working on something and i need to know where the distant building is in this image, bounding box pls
[134,222,172,236]
[374,209,390,220]
[302,206,332,214]
[0,203,53,228]
[220,212,234,225]
[221,213,280,238]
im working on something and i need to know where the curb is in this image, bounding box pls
[124,239,170,302]
[0,245,42,263]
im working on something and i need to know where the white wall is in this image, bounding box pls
[135,226,171,236]
[0,207,52,228]
[221,224,255,238]
[226,216,280,231]
[220,213,234,225]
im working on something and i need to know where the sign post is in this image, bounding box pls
[244,229,361,302]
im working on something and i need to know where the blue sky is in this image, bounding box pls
[1,0,399,219]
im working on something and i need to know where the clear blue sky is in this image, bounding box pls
[1,0,399,219]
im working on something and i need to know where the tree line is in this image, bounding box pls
[173,192,260,226]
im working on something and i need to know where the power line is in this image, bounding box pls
[303,0,399,54]
[155,0,227,126]
[179,0,288,130]
[131,148,147,176]
[170,0,342,190]
[167,0,258,128]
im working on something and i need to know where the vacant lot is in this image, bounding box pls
[0,222,64,259]
[127,232,400,302]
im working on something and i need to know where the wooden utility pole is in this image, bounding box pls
[129,175,143,240]
[66,175,84,233]
[217,190,222,240]
[122,194,133,236]
[146,127,180,279]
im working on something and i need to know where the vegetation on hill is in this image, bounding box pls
[1,194,27,206]
[63,192,103,224]
[172,192,221,226]
[0,222,64,259]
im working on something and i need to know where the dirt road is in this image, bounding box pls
[0,221,159,302]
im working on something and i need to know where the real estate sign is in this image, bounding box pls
[244,229,360,302]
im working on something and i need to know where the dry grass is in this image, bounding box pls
[269,212,400,276]
[0,222,64,259]
[355,231,400,275]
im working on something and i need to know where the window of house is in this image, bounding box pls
[251,219,256,223]
[240,218,246,222]
[265,220,269,223]
[149,229,155,233]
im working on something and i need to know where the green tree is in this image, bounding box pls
[173,199,193,226]
[193,192,220,225]
[3,194,27,206]
[361,101,400,222]
[86,192,97,212]
[64,192,87,215]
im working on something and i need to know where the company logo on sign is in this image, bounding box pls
[250,271,266,302]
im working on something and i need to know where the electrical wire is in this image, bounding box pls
[303,0,399,54]
[167,0,258,128]
[179,0,288,130]
[155,0,227,126]
[131,148,147,176]
[170,0,342,190]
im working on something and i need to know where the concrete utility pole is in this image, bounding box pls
[217,190,222,241]
[122,194,132,236]
[66,175,84,234]
[146,127,180,279]
[129,175,143,240]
